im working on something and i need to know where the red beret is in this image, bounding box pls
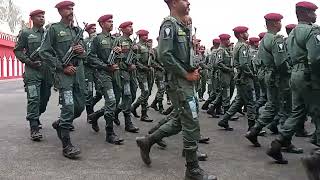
[296,1,318,11]
[249,37,260,44]
[85,23,96,32]
[232,26,249,33]
[136,29,149,36]
[119,21,133,29]
[258,32,266,39]
[55,1,74,9]
[285,24,297,30]
[98,14,113,23]
[219,34,231,41]
[29,9,45,17]
[213,38,221,44]
[264,13,283,21]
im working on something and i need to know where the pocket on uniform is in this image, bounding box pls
[63,90,74,105]
[188,97,198,119]
[107,89,116,101]
[27,85,38,98]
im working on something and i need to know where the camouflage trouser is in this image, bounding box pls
[220,72,232,109]
[56,62,85,130]
[257,69,267,107]
[153,75,200,163]
[207,70,213,95]
[198,69,207,99]
[84,67,94,114]
[135,72,151,112]
[117,70,133,115]
[155,71,165,102]
[23,65,53,128]
[280,64,320,144]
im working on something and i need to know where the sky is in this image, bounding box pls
[7,0,320,47]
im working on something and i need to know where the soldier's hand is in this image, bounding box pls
[29,61,42,68]
[128,64,136,71]
[113,46,122,54]
[185,69,200,81]
[111,64,119,71]
[63,65,77,76]
[73,44,84,54]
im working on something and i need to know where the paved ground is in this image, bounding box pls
[0,79,315,180]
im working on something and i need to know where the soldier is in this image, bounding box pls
[256,32,268,108]
[150,37,166,113]
[136,0,217,179]
[201,39,220,113]
[131,29,154,122]
[39,1,85,159]
[146,39,155,95]
[83,23,97,123]
[245,13,299,153]
[14,9,52,141]
[248,37,261,102]
[266,2,319,167]
[198,45,208,102]
[218,26,257,131]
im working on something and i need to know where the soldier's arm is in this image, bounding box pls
[13,30,32,64]
[217,50,232,72]
[239,45,253,76]
[272,35,287,67]
[88,37,108,70]
[158,20,187,78]
[306,27,320,65]
[39,26,63,71]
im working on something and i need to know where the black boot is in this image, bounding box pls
[162,105,174,115]
[207,104,219,118]
[131,102,140,118]
[199,135,210,144]
[295,130,313,137]
[266,139,288,164]
[301,152,320,180]
[37,119,42,129]
[216,105,223,115]
[136,135,157,165]
[156,139,167,149]
[150,99,159,111]
[114,108,121,126]
[88,109,104,132]
[140,110,153,123]
[30,126,42,141]
[201,100,211,110]
[86,105,94,123]
[185,161,217,180]
[124,114,139,133]
[106,126,124,145]
[281,144,304,154]
[182,150,208,161]
[218,113,233,131]
[267,123,279,134]
[60,128,81,159]
[52,120,61,140]
[245,127,261,147]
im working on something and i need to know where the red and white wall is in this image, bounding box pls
[0,32,24,80]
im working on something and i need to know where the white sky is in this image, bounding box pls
[9,0,320,47]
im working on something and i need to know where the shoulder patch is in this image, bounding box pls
[217,51,223,60]
[162,25,173,40]
[276,42,285,53]
[314,33,320,46]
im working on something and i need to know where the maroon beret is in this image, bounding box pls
[296,1,318,11]
[213,38,221,44]
[219,34,231,41]
[232,26,249,33]
[85,23,96,32]
[258,32,266,39]
[119,21,133,29]
[264,13,283,21]
[136,29,149,36]
[98,14,113,23]
[249,37,260,44]
[29,9,45,17]
[55,1,74,9]
[285,24,297,30]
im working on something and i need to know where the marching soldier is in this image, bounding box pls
[256,32,268,108]
[146,39,155,95]
[131,29,154,122]
[136,0,217,179]
[248,37,261,102]
[198,45,208,102]
[14,9,52,141]
[39,1,85,159]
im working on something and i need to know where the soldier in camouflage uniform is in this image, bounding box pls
[248,37,261,103]
[14,9,52,141]
[146,39,155,96]
[39,1,85,159]
[198,45,208,102]
[136,1,217,179]
[256,32,268,108]
[131,30,154,122]
[266,2,319,168]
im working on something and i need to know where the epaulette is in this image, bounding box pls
[162,16,177,24]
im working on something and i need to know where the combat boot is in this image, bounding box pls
[216,106,223,115]
[218,113,233,131]
[124,114,139,133]
[60,129,81,159]
[163,105,174,115]
[266,139,288,164]
[295,129,313,137]
[86,105,94,123]
[150,99,159,111]
[114,108,121,126]
[199,135,210,144]
[37,119,42,129]
[140,110,153,123]
[30,126,42,141]
[245,127,261,147]
[52,120,61,140]
[182,149,208,161]
[156,139,167,149]
[281,144,304,154]
[301,152,320,180]
[185,161,217,180]
[158,102,164,114]
[267,123,279,134]
[88,109,104,132]
[207,105,219,118]
[131,102,140,118]
[136,135,157,165]
[106,126,124,145]
[201,100,211,110]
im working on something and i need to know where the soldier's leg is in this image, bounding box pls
[198,71,207,100]
[156,78,166,113]
[92,73,103,108]
[84,70,95,121]
[257,77,267,108]
[140,75,153,122]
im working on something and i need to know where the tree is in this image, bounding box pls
[0,0,22,33]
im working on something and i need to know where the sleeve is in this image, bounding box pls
[38,26,63,72]
[272,35,287,67]
[88,37,108,70]
[13,30,32,64]
[306,28,320,65]
[158,20,187,78]
[238,45,253,75]
[217,49,231,72]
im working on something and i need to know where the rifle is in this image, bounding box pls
[62,22,88,66]
[107,37,121,65]
[147,48,155,83]
[29,24,52,60]
[125,36,138,65]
